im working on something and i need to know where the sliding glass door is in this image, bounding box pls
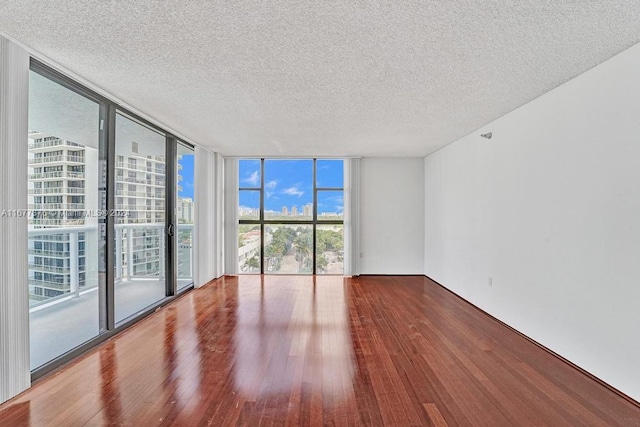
[28,62,197,375]
[114,113,167,323]
[27,69,104,369]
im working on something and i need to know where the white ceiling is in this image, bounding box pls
[2,1,640,157]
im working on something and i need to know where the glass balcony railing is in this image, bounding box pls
[28,171,85,180]
[115,161,166,175]
[28,203,85,210]
[29,187,85,195]
[28,139,82,150]
[28,154,85,164]
[28,223,193,312]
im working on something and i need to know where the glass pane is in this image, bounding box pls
[239,224,261,273]
[316,224,344,274]
[239,190,260,220]
[264,159,313,220]
[316,159,344,188]
[317,191,344,220]
[264,224,313,274]
[28,70,102,369]
[239,159,261,188]
[177,143,194,290]
[114,113,166,323]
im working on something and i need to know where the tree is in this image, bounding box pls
[244,255,259,272]
[293,232,312,270]
[317,254,328,272]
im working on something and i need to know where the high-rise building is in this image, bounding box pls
[115,147,166,278]
[27,133,97,303]
[291,206,298,216]
[303,203,312,217]
[282,206,288,216]
[178,197,194,223]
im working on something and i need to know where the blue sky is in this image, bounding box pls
[178,154,195,199]
[239,159,343,214]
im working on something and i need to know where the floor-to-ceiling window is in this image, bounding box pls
[114,113,167,322]
[177,142,195,290]
[27,61,197,375]
[238,159,344,274]
[27,67,104,369]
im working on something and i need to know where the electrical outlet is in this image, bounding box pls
[488,277,493,287]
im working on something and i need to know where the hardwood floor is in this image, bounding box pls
[1,275,638,426]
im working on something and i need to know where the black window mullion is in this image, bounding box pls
[165,136,177,297]
[104,103,116,331]
[260,159,265,274]
[312,159,317,274]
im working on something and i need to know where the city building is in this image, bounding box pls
[115,149,166,278]
[27,133,97,303]
[178,197,194,224]
[2,2,640,422]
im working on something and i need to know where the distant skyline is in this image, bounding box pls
[239,159,343,214]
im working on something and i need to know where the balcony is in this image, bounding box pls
[29,155,85,165]
[116,161,166,175]
[28,171,85,180]
[28,139,82,150]
[116,190,163,199]
[28,223,194,369]
[29,203,86,210]
[29,247,85,257]
[29,223,194,307]
[29,187,85,195]
[30,218,85,226]
[29,263,70,274]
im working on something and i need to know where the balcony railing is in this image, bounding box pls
[29,171,85,180]
[29,263,71,274]
[29,203,86,210]
[116,161,165,175]
[28,223,194,310]
[29,187,85,195]
[29,248,85,257]
[30,219,85,226]
[28,139,82,150]
[116,190,163,198]
[29,155,85,164]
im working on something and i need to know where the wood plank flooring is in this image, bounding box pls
[1,275,638,426]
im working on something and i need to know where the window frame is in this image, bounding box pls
[238,158,344,275]
[28,58,197,381]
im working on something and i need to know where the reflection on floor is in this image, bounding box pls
[4,275,639,425]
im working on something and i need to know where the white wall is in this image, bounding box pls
[359,158,424,274]
[424,43,640,401]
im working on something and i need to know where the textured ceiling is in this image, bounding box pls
[2,1,640,157]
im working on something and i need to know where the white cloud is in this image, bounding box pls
[265,180,278,189]
[283,187,304,197]
[243,170,259,186]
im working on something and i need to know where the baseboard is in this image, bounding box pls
[357,274,425,277]
[423,274,640,409]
